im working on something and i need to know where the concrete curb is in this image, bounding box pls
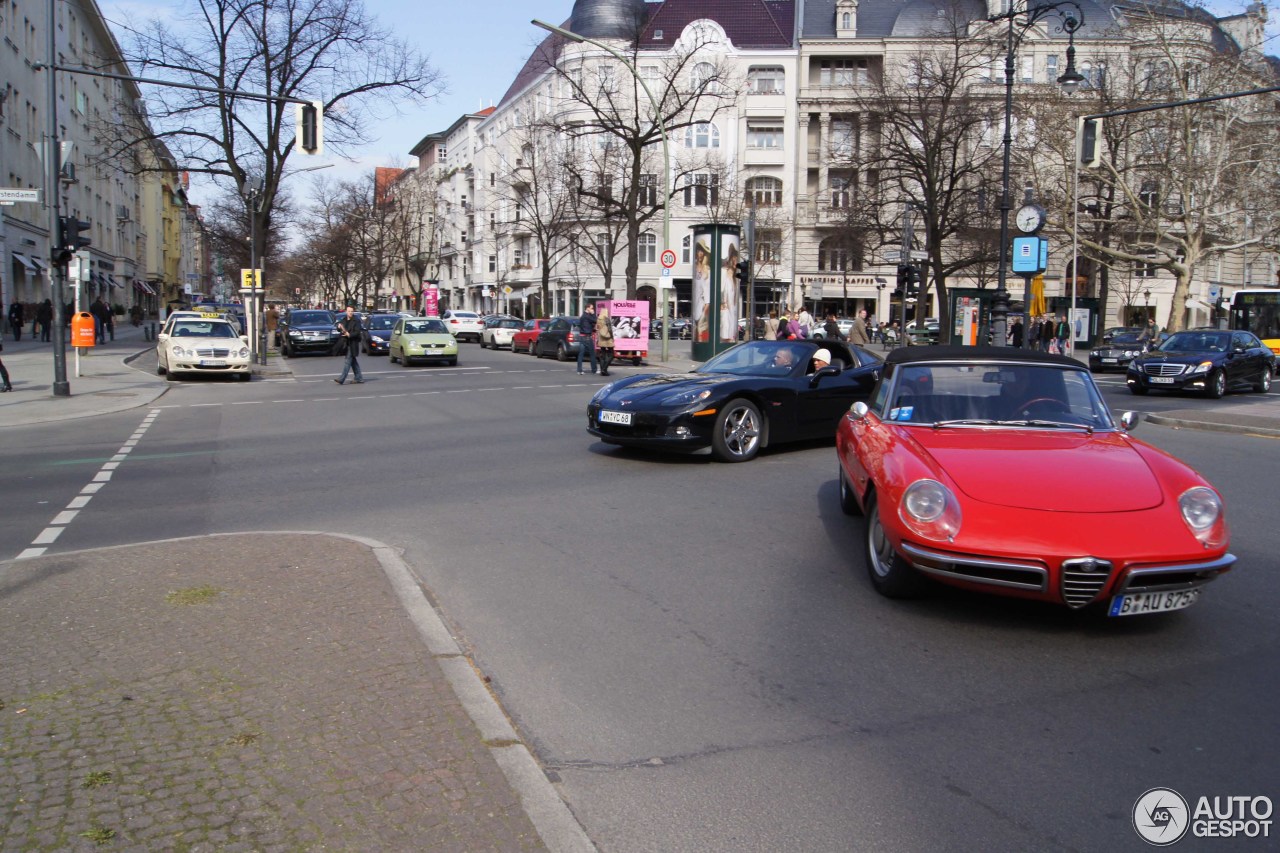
[4,530,597,853]
[1144,411,1280,438]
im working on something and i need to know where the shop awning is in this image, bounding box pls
[133,280,157,296]
[107,275,122,289]
[29,255,48,272]
[10,252,37,272]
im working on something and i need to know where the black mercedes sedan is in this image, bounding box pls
[1089,331,1147,373]
[587,339,883,462]
[1126,328,1274,397]
[279,309,340,357]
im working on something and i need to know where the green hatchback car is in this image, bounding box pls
[389,317,459,366]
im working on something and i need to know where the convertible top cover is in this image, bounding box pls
[885,345,1080,368]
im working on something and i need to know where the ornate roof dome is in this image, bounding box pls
[569,0,651,39]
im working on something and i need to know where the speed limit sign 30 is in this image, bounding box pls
[660,250,677,268]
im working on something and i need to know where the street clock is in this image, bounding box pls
[1015,203,1047,234]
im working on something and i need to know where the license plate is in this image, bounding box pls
[1103,358,1117,363]
[599,410,632,425]
[1150,376,1176,384]
[199,359,226,367]
[1108,588,1201,617]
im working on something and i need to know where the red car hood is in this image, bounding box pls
[908,429,1163,512]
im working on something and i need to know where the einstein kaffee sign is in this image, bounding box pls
[798,274,882,299]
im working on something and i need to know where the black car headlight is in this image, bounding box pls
[1188,360,1214,376]
[661,388,713,406]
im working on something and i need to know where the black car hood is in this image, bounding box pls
[1136,351,1217,365]
[288,323,336,332]
[604,372,748,403]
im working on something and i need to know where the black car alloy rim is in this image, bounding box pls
[721,405,760,458]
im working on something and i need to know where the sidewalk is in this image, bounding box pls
[0,533,593,851]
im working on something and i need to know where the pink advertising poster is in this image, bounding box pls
[597,300,649,357]
[422,284,440,317]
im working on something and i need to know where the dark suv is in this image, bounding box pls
[279,309,340,357]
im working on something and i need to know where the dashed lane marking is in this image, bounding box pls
[16,409,161,560]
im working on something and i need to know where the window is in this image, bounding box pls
[638,173,658,207]
[819,60,859,87]
[1139,181,1160,212]
[638,232,656,264]
[746,176,783,207]
[596,233,610,264]
[830,120,855,158]
[514,247,524,267]
[1135,256,1156,278]
[1021,56,1034,83]
[755,229,781,264]
[684,122,720,149]
[488,255,497,273]
[830,173,853,208]
[682,173,719,207]
[1045,54,1059,84]
[682,234,691,264]
[842,12,851,29]
[692,62,716,93]
[1081,61,1106,89]
[748,66,785,94]
[747,123,783,149]
[819,237,860,272]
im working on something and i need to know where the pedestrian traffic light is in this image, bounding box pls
[735,258,751,284]
[1078,117,1102,169]
[296,101,323,156]
[896,264,910,291]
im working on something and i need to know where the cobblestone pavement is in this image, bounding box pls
[0,535,545,852]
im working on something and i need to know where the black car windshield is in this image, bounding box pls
[367,315,398,330]
[290,311,333,325]
[1107,333,1144,346]
[883,362,1113,429]
[1156,331,1229,353]
[699,341,815,377]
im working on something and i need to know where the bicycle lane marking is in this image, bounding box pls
[15,408,162,560]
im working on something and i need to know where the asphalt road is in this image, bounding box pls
[2,342,1277,852]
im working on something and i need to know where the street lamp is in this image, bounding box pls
[244,177,266,365]
[1144,287,1151,324]
[987,2,1086,347]
[531,18,673,359]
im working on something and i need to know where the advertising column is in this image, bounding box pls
[691,223,741,362]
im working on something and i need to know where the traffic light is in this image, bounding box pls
[296,101,323,156]
[896,264,910,290]
[1078,117,1102,169]
[54,216,91,264]
[735,258,751,284]
[905,264,922,295]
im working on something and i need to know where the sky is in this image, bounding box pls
[96,0,1276,211]
[95,0,576,204]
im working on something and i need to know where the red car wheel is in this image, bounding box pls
[863,491,926,598]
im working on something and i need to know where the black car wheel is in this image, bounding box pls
[282,343,292,358]
[556,343,569,362]
[711,399,762,462]
[863,491,926,598]
[1255,368,1271,393]
[838,465,862,516]
[1207,369,1227,399]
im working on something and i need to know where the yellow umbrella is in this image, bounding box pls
[1030,275,1047,316]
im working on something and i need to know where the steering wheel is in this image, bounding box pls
[1014,397,1070,417]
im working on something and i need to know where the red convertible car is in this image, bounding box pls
[836,347,1235,616]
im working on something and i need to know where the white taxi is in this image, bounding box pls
[157,316,252,382]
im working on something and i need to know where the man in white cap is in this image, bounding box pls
[810,347,832,373]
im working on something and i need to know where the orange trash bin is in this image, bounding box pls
[71,312,96,347]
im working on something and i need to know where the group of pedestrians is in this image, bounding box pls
[7,300,56,343]
[574,303,616,377]
[1020,314,1072,354]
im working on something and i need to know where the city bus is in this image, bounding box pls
[1229,289,1280,356]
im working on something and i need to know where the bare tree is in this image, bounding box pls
[101,0,443,286]
[829,9,1004,330]
[1029,8,1280,332]
[534,22,738,298]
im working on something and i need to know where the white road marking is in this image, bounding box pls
[15,409,160,560]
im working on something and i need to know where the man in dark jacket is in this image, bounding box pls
[90,297,112,344]
[36,300,53,342]
[576,303,597,375]
[7,301,23,341]
[334,305,364,384]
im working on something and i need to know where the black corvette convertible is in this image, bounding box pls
[587,339,884,461]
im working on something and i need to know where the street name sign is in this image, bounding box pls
[0,188,41,204]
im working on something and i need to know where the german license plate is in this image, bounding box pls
[1108,589,1201,616]
[1103,358,1117,363]
[599,410,632,426]
[1150,376,1176,384]
[200,359,226,367]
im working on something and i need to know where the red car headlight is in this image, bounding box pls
[899,479,962,542]
[1179,486,1226,548]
